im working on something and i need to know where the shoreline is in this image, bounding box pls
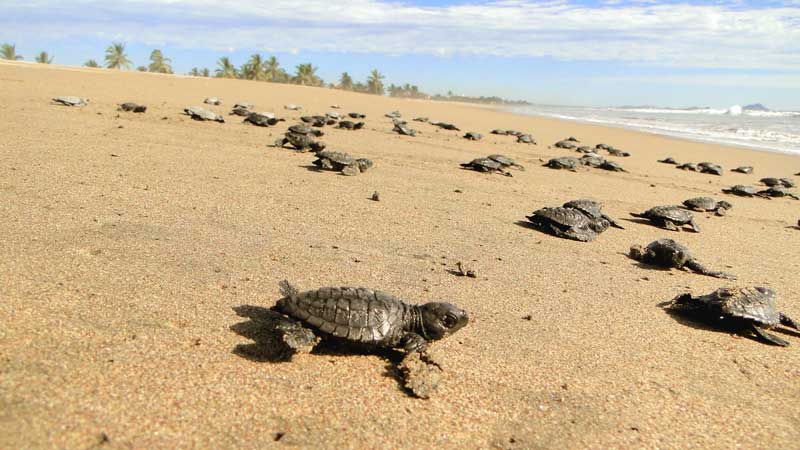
[504,106,800,156]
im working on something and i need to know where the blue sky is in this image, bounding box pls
[2,0,799,109]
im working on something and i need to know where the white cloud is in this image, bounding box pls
[2,0,799,69]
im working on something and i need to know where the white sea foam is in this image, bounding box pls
[510,104,800,155]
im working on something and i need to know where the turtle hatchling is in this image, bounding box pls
[52,96,88,106]
[487,154,524,171]
[761,177,795,188]
[667,287,799,346]
[698,162,723,176]
[491,129,509,135]
[349,112,367,119]
[431,121,460,131]
[630,239,735,279]
[598,160,627,172]
[460,157,511,176]
[338,120,364,130]
[463,132,482,141]
[677,163,698,171]
[631,205,700,232]
[393,122,417,136]
[731,166,753,174]
[517,134,536,144]
[184,106,224,123]
[555,140,578,150]
[758,186,799,200]
[606,147,631,157]
[118,102,146,113]
[313,151,373,176]
[562,199,623,229]
[525,207,607,242]
[682,197,732,216]
[273,281,469,353]
[244,112,280,127]
[658,157,678,165]
[204,97,222,105]
[580,154,606,168]
[722,185,768,198]
[544,157,581,171]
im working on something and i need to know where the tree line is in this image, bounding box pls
[2,41,530,104]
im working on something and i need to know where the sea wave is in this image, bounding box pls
[609,106,800,118]
[511,106,800,155]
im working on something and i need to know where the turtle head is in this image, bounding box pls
[629,244,646,261]
[668,293,704,312]
[419,302,469,340]
[716,200,733,210]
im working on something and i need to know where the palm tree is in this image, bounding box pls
[136,66,148,72]
[241,54,266,80]
[105,42,132,70]
[84,59,100,68]
[367,69,385,95]
[35,51,54,64]
[339,72,353,90]
[147,49,172,73]
[189,67,201,76]
[201,68,210,77]
[264,56,283,82]
[215,57,238,78]
[1,43,23,60]
[293,63,321,86]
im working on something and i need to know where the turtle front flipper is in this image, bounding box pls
[685,260,736,280]
[780,313,800,331]
[400,332,429,353]
[688,218,700,232]
[751,324,790,346]
[663,220,679,231]
[603,214,624,229]
[714,208,727,217]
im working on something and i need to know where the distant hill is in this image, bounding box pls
[743,103,769,112]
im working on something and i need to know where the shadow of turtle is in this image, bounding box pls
[623,252,674,272]
[231,305,415,394]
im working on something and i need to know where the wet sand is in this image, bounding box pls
[1,61,799,449]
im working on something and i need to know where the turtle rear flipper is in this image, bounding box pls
[688,218,700,232]
[751,324,790,346]
[279,280,299,297]
[685,260,736,280]
[603,214,624,229]
[663,219,680,231]
[780,313,800,331]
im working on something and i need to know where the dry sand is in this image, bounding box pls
[1,61,799,449]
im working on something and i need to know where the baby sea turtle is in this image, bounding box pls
[595,144,612,151]
[760,177,795,188]
[349,112,367,119]
[580,154,606,168]
[184,106,224,123]
[313,151,373,176]
[658,157,678,165]
[460,157,511,176]
[516,134,536,144]
[487,154,524,171]
[576,146,596,154]
[385,111,402,119]
[231,106,251,116]
[326,112,342,121]
[393,122,417,136]
[758,186,799,200]
[463,132,483,141]
[698,162,723,176]
[491,129,509,135]
[273,281,469,353]
[204,97,222,105]
[562,199,623,229]
[677,163,698,171]
[598,160,627,172]
[731,166,753,174]
[118,102,146,113]
[567,136,580,142]
[431,121,460,131]
[544,157,581,171]
[413,117,429,123]
[338,120,365,130]
[667,287,799,346]
[289,124,323,137]
[630,239,735,279]
[52,96,88,106]
[285,104,302,110]
[682,197,733,216]
[525,207,607,242]
[555,140,578,150]
[606,147,631,157]
[244,112,280,127]
[631,205,699,232]
[722,185,768,198]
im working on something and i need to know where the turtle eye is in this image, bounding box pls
[442,314,458,328]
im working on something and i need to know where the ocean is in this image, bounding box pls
[509,104,800,155]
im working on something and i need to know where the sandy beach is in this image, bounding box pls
[1,61,799,449]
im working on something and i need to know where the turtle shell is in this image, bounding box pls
[289,124,314,135]
[545,157,580,170]
[704,287,780,326]
[731,166,753,174]
[599,160,625,172]
[724,185,757,196]
[517,134,536,144]
[643,205,693,223]
[563,199,603,217]
[317,151,355,166]
[659,157,678,164]
[275,287,409,344]
[465,157,503,171]
[682,197,717,211]
[530,207,591,228]
[555,140,577,149]
[487,154,515,167]
[760,177,780,186]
